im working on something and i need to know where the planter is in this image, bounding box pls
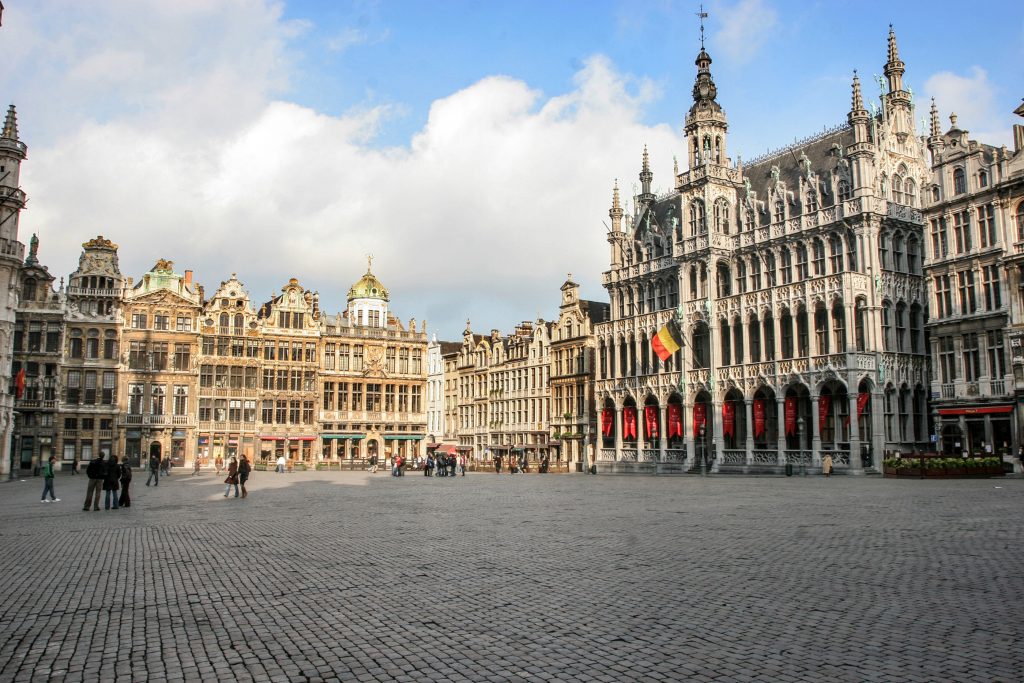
[901,468,922,477]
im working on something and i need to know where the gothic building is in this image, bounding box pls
[594,29,930,474]
[924,102,1024,461]
[0,105,27,477]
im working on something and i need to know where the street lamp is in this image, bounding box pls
[699,423,707,475]
[797,415,806,476]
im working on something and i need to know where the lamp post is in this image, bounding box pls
[797,415,806,476]
[699,423,707,475]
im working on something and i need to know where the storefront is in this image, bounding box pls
[937,405,1016,457]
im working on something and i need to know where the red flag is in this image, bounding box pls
[668,404,682,438]
[785,397,797,436]
[14,368,25,399]
[753,399,766,437]
[693,403,707,436]
[644,405,659,439]
[601,408,614,437]
[844,392,871,428]
[623,407,637,440]
[722,401,735,437]
[819,395,831,433]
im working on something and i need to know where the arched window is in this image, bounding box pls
[781,308,794,358]
[690,200,707,235]
[219,312,230,334]
[855,299,867,352]
[774,200,785,224]
[780,247,792,284]
[846,231,858,271]
[910,303,923,353]
[881,301,892,351]
[1016,202,1024,242]
[796,243,809,279]
[891,175,903,204]
[892,234,904,272]
[689,267,699,300]
[895,303,907,351]
[745,206,756,231]
[750,256,762,290]
[656,280,666,310]
[720,319,732,365]
[692,323,709,369]
[880,233,890,270]
[748,315,761,362]
[829,234,844,273]
[763,312,775,360]
[717,263,731,297]
[838,179,851,202]
[714,198,730,234]
[812,238,825,275]
[904,177,917,206]
[736,260,747,294]
[906,237,919,274]
[645,283,655,313]
[814,304,829,354]
[764,252,777,287]
[953,167,966,194]
[880,173,888,198]
[732,316,744,363]
[234,313,244,331]
[979,169,988,188]
[805,190,818,213]
[832,302,846,351]
[714,136,723,164]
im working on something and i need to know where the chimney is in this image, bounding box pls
[184,270,193,285]
[1014,124,1024,154]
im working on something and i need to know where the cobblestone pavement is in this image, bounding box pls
[1,469,1022,682]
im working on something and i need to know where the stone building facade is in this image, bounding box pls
[594,29,930,474]
[0,105,27,477]
[118,260,202,466]
[924,102,1024,464]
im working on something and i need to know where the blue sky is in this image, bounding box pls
[1,0,1021,340]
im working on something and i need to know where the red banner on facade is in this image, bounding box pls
[753,399,766,437]
[693,403,707,437]
[722,401,735,437]
[819,394,831,433]
[785,397,797,436]
[623,406,637,440]
[601,408,613,437]
[668,403,683,438]
[644,405,659,439]
[845,391,871,427]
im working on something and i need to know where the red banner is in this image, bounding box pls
[722,401,735,437]
[753,399,766,437]
[644,405,659,439]
[785,397,797,436]
[668,404,683,438]
[601,408,613,437]
[693,403,707,436]
[623,406,637,440]
[845,391,871,428]
[819,394,831,433]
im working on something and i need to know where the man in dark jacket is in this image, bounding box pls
[83,451,105,511]
[146,452,160,486]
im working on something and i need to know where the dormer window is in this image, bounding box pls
[979,169,988,188]
[953,167,966,195]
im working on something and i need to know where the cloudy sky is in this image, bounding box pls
[1,0,1021,340]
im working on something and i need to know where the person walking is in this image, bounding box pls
[71,457,78,475]
[448,454,457,477]
[822,453,833,477]
[214,455,223,475]
[145,451,160,487]
[103,454,121,510]
[238,455,251,499]
[276,455,286,473]
[83,451,105,511]
[192,457,201,476]
[224,456,239,497]
[494,454,502,474]
[369,454,378,474]
[40,456,60,503]
[459,453,467,477]
[118,457,133,508]
[425,453,434,477]
[160,456,170,477]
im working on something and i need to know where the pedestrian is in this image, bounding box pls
[103,454,121,510]
[448,454,456,477]
[83,451,105,511]
[145,451,160,486]
[215,455,223,475]
[459,453,467,476]
[369,453,378,474]
[40,456,60,503]
[192,457,201,476]
[396,455,404,476]
[71,457,79,475]
[494,454,502,474]
[161,456,170,477]
[822,453,833,477]
[224,456,239,497]
[238,455,251,499]
[425,453,434,477]
[276,454,286,473]
[118,457,133,508]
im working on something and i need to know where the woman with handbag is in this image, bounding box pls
[118,458,133,508]
[224,456,239,498]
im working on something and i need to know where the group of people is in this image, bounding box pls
[492,452,550,474]
[81,451,133,510]
[423,452,466,477]
[223,455,251,497]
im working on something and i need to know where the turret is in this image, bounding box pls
[881,26,913,136]
[927,98,945,162]
[608,180,624,268]
[846,72,874,198]
[684,47,728,168]
[638,146,653,203]
[0,104,28,245]
[884,25,905,94]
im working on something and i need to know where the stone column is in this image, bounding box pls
[684,399,694,468]
[776,397,787,465]
[811,394,821,467]
[849,390,862,470]
[712,398,724,472]
[614,404,623,461]
[744,398,754,465]
[659,403,668,463]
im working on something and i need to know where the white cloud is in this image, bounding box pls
[713,0,779,64]
[8,2,682,340]
[924,66,1011,147]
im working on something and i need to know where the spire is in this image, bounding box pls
[1,104,17,140]
[851,70,864,112]
[639,146,653,199]
[883,24,905,93]
[929,98,940,137]
[610,179,623,232]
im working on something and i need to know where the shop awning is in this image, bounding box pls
[322,434,366,440]
[260,436,286,441]
[431,444,457,455]
[939,405,1013,416]
[384,435,424,441]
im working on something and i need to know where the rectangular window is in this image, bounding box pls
[230,366,244,389]
[216,337,229,356]
[977,204,996,248]
[201,365,214,388]
[953,210,972,253]
[213,399,226,422]
[386,348,396,373]
[351,383,363,411]
[411,386,421,413]
[338,344,349,371]
[302,400,313,424]
[263,341,276,361]
[199,398,212,422]
[202,336,215,355]
[243,400,256,422]
[304,342,316,364]
[129,341,147,369]
[352,346,363,371]
[151,386,165,415]
[174,343,191,371]
[323,381,335,410]
[228,399,242,422]
[262,368,273,390]
[939,337,956,383]
[176,316,192,332]
[982,265,1002,310]
[174,386,188,416]
[957,270,977,314]
[337,382,349,411]
[245,367,258,389]
[366,383,382,411]
[231,338,244,357]
[215,365,228,388]
[262,400,274,424]
[289,400,300,424]
[28,323,41,352]
[46,330,60,353]
[131,313,147,329]
[104,337,117,359]
[962,333,981,382]
[324,343,335,370]
[930,218,948,258]
[129,384,144,414]
[276,369,287,391]
[290,369,301,392]
[384,384,395,412]
[398,385,409,412]
[987,331,1006,379]
[102,371,116,405]
[398,349,409,373]
[153,314,170,331]
[411,350,422,375]
[85,337,99,359]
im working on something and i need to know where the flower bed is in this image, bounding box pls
[883,456,1004,478]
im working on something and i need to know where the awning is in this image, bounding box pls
[384,435,424,441]
[260,436,286,441]
[293,436,316,441]
[431,444,457,455]
[456,445,474,451]
[322,434,366,440]
[939,405,1014,416]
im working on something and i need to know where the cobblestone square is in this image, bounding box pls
[1,471,1022,682]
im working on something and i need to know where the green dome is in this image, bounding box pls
[347,266,389,302]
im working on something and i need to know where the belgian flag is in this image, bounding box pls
[651,318,683,361]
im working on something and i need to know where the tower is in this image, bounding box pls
[0,104,27,477]
[683,47,728,169]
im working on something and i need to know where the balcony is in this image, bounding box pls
[941,383,955,399]
[989,379,1006,395]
